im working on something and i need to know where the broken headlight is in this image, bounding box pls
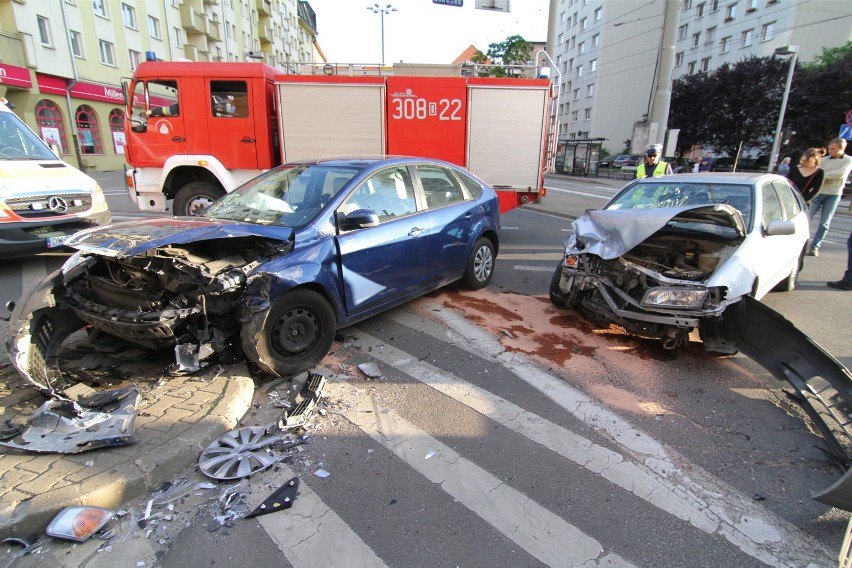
[642,287,708,308]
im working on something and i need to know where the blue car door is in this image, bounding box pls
[414,165,480,284]
[336,166,431,316]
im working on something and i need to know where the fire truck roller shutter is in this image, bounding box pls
[277,83,385,162]
[466,87,547,190]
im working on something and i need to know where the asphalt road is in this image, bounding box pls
[2,171,851,568]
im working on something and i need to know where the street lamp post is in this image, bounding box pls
[767,45,798,173]
[367,3,397,66]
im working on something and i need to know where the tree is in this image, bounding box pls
[669,56,787,157]
[473,35,533,78]
[669,44,852,161]
[784,41,852,158]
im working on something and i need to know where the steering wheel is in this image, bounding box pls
[0,147,26,158]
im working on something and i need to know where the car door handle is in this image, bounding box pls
[171,136,186,142]
[464,213,473,220]
[408,227,425,237]
[241,138,256,143]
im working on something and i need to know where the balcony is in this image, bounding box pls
[259,24,273,44]
[257,0,272,17]
[206,18,221,41]
[184,44,199,61]
[180,4,205,34]
[0,31,28,68]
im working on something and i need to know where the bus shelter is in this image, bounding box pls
[554,138,606,177]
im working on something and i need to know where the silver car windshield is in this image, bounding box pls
[205,164,361,227]
[606,182,753,227]
[0,112,57,161]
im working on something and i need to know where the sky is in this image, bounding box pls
[307,0,550,65]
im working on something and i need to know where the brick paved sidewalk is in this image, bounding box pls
[0,358,254,539]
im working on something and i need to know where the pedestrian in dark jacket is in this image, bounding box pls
[785,147,824,205]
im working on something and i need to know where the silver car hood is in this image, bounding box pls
[565,204,746,259]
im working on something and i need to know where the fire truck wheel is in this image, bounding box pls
[461,237,495,290]
[174,182,225,217]
[240,288,336,376]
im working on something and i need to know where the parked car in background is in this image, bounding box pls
[549,172,809,351]
[598,156,614,169]
[611,155,632,168]
[623,154,644,167]
[0,99,110,259]
[709,157,735,172]
[7,157,501,392]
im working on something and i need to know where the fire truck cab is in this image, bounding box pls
[124,62,552,215]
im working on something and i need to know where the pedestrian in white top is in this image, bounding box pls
[809,138,852,256]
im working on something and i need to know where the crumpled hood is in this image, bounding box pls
[564,204,746,260]
[65,217,294,257]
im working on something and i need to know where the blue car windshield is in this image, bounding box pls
[205,164,361,227]
[606,181,753,227]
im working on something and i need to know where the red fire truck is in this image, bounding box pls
[122,62,554,215]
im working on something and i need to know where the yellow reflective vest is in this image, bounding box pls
[636,161,669,179]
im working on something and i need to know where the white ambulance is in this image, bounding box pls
[0,98,110,259]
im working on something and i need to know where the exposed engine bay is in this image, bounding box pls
[554,228,738,350]
[6,237,288,394]
[64,238,275,350]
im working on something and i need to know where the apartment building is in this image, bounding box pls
[551,0,852,155]
[0,0,317,172]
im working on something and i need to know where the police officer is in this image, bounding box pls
[636,144,673,179]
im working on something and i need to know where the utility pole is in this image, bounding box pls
[647,0,680,147]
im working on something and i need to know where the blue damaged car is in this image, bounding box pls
[6,157,500,390]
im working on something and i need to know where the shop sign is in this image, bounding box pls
[0,64,33,88]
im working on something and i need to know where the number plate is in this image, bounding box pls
[46,235,69,248]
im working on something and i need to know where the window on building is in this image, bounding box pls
[577,65,583,77]
[701,57,711,72]
[35,100,69,154]
[75,105,103,154]
[706,26,716,43]
[128,49,141,70]
[558,33,564,45]
[594,7,602,21]
[560,10,566,22]
[747,0,758,10]
[696,2,705,17]
[573,88,579,100]
[721,36,731,53]
[725,3,736,20]
[586,84,594,97]
[692,32,700,47]
[578,41,585,54]
[683,0,693,9]
[675,51,684,66]
[174,27,182,47]
[37,16,52,47]
[580,17,587,30]
[678,24,688,41]
[710,0,720,10]
[590,59,597,72]
[109,108,125,154]
[99,40,115,65]
[148,15,161,39]
[121,3,136,29]
[571,110,578,122]
[592,33,600,47]
[741,28,754,47]
[688,61,696,74]
[761,21,775,42]
[584,108,591,120]
[69,30,83,57]
[92,0,109,18]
